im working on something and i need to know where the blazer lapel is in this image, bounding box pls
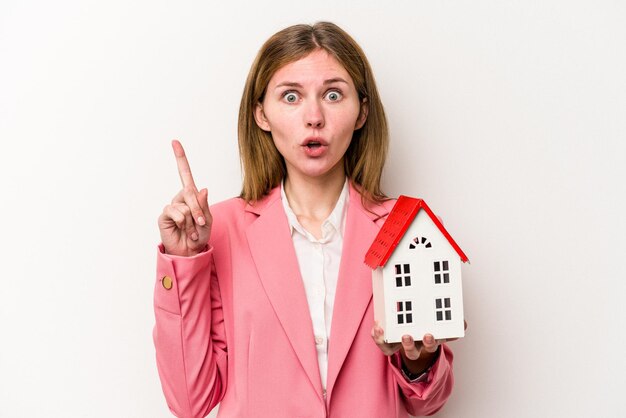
[326,185,391,400]
[245,189,324,400]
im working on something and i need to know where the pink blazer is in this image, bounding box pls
[153,184,454,418]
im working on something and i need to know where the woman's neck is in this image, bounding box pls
[284,169,347,239]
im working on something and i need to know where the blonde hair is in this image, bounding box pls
[238,22,389,203]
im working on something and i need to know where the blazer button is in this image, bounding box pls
[162,276,173,290]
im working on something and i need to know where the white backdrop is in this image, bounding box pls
[1,1,625,417]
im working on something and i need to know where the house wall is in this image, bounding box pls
[382,212,465,342]
[2,2,623,417]
[371,267,387,334]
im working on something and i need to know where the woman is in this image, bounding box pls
[154,22,456,417]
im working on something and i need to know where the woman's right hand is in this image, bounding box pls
[158,140,212,257]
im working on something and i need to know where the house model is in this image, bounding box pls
[364,196,469,343]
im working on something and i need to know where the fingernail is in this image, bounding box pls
[198,216,205,226]
[425,335,434,344]
[402,335,412,343]
[191,232,198,241]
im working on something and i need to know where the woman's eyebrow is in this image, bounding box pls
[323,77,349,85]
[274,78,349,90]
[274,81,302,89]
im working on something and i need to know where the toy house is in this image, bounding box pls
[364,196,469,343]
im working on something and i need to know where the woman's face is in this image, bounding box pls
[254,49,368,183]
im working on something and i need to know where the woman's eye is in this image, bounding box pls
[283,92,299,103]
[325,90,343,101]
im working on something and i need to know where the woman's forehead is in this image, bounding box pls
[268,49,353,88]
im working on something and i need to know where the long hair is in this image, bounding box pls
[238,22,389,203]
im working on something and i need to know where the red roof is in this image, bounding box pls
[364,196,469,268]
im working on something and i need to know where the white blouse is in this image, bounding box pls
[280,180,349,390]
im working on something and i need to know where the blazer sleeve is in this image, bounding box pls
[153,243,228,418]
[389,344,455,416]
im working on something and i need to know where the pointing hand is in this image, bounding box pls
[158,140,212,256]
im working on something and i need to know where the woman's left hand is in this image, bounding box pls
[371,321,467,375]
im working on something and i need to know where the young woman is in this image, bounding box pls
[154,22,457,417]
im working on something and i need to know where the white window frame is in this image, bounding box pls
[435,297,452,321]
[394,263,412,287]
[396,300,414,325]
[433,260,450,284]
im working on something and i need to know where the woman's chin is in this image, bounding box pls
[287,162,345,182]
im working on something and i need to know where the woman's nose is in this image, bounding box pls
[305,100,325,128]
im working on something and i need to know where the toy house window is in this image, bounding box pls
[396,300,413,324]
[394,264,411,287]
[409,236,432,249]
[435,298,452,321]
[433,260,450,284]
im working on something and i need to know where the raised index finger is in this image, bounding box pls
[171,139,197,190]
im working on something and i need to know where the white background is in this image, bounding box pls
[1,1,625,417]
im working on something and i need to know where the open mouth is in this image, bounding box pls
[302,138,328,156]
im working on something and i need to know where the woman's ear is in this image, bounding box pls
[355,97,369,130]
[254,103,271,132]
